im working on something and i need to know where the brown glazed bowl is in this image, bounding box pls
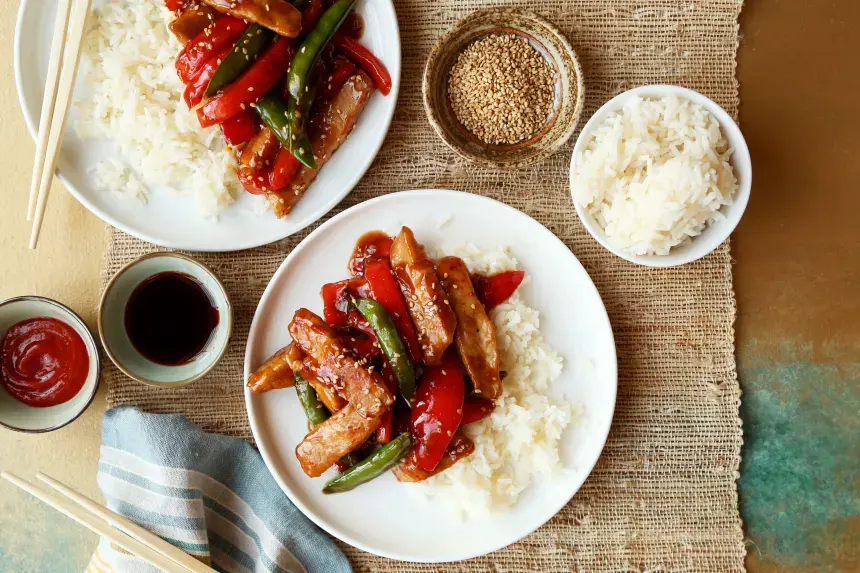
[423,8,585,169]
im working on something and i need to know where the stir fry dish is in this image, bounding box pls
[248,227,527,493]
[164,0,392,217]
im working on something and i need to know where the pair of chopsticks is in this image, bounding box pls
[26,0,93,250]
[1,471,216,573]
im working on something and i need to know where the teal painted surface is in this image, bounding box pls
[0,488,96,572]
[739,358,860,571]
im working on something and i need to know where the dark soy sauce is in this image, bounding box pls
[125,272,219,366]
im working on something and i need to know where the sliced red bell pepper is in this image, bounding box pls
[220,110,257,146]
[363,259,422,363]
[176,17,248,84]
[323,61,356,96]
[375,361,398,444]
[183,46,232,109]
[321,277,372,324]
[347,308,376,339]
[376,410,394,445]
[474,270,526,311]
[349,233,393,276]
[461,396,496,425]
[321,281,351,326]
[268,145,301,190]
[339,331,381,360]
[409,352,465,472]
[332,32,392,95]
[164,0,189,11]
[196,108,214,129]
[201,37,296,125]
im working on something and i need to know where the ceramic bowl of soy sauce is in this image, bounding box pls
[98,253,232,388]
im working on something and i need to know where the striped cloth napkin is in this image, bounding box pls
[86,406,351,573]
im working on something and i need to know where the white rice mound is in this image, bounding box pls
[417,244,573,518]
[76,0,243,217]
[573,95,738,256]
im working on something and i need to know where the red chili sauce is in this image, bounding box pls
[0,317,89,407]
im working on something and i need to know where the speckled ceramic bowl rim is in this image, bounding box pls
[423,7,585,168]
[98,252,233,388]
[0,295,101,433]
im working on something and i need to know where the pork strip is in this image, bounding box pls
[247,343,301,394]
[201,0,301,38]
[288,308,393,417]
[437,256,502,400]
[390,227,457,365]
[168,4,220,45]
[296,403,383,477]
[394,431,474,482]
[301,356,348,413]
[268,71,375,217]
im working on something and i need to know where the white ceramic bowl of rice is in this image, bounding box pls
[569,85,751,267]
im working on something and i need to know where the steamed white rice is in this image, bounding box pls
[75,0,246,218]
[573,95,738,256]
[418,244,574,518]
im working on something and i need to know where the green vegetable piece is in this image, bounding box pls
[286,64,322,169]
[295,372,361,468]
[352,297,416,402]
[254,94,292,147]
[323,433,412,493]
[205,24,274,97]
[285,0,355,167]
[295,373,329,428]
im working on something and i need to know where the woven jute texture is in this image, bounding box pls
[101,0,746,570]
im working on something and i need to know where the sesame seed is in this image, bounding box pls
[448,34,555,145]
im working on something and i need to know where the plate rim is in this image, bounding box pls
[243,189,618,562]
[13,0,402,252]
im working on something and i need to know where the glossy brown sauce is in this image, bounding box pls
[343,13,364,39]
[348,231,393,275]
[125,272,219,366]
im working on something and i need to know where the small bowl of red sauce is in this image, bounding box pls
[98,253,232,388]
[0,297,100,432]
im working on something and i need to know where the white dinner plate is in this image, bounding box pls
[244,190,617,562]
[14,0,400,252]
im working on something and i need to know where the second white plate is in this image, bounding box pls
[244,190,617,562]
[14,0,400,252]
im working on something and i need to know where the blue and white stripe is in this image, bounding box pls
[91,406,351,573]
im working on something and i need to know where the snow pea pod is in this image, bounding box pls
[294,372,329,428]
[323,433,412,493]
[205,24,274,97]
[295,373,363,467]
[287,64,322,169]
[285,0,355,166]
[352,297,416,402]
[254,94,292,147]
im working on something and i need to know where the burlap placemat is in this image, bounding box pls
[101,0,746,570]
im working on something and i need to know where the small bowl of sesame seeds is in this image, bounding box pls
[423,8,584,169]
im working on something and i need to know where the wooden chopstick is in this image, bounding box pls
[36,472,216,573]
[28,0,93,250]
[26,0,73,222]
[0,472,213,573]
[27,0,72,221]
